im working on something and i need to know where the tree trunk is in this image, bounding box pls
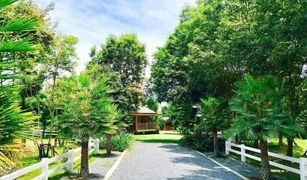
[213,130,219,157]
[278,134,283,149]
[80,140,89,177]
[253,140,258,148]
[106,134,112,156]
[287,138,293,157]
[259,139,271,180]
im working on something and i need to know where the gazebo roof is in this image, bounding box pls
[132,106,156,115]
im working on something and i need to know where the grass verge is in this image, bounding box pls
[133,131,183,143]
[15,142,105,179]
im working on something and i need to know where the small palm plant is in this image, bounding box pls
[198,97,228,157]
[0,0,40,175]
[0,93,36,175]
[57,73,114,177]
[104,104,121,156]
[224,75,303,180]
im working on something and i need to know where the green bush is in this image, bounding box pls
[180,134,225,152]
[99,132,133,152]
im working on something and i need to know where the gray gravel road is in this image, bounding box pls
[109,143,244,180]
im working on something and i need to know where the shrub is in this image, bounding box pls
[100,132,133,152]
[180,134,225,152]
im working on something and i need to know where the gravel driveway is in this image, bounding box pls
[109,143,244,180]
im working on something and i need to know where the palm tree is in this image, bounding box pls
[0,0,39,175]
[0,93,36,175]
[57,73,114,177]
[224,75,302,180]
[199,97,226,157]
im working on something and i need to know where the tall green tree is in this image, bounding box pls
[57,73,113,177]
[90,34,147,86]
[86,64,134,124]
[0,0,41,88]
[219,0,307,156]
[225,75,302,180]
[89,34,147,114]
[145,98,158,112]
[0,0,56,109]
[151,0,306,154]
[44,35,78,136]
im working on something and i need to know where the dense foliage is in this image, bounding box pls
[99,132,133,152]
[198,97,229,156]
[224,75,303,179]
[151,0,306,133]
[89,34,148,125]
[150,0,306,179]
[0,0,40,174]
[1,0,306,179]
[56,73,117,177]
[180,134,225,152]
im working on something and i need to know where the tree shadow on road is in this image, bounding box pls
[160,144,242,180]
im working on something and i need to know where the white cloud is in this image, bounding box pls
[35,0,196,76]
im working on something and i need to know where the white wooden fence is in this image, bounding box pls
[0,139,99,180]
[225,140,307,180]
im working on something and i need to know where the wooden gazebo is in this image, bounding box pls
[131,106,158,133]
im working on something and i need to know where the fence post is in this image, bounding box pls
[41,158,49,180]
[94,139,99,154]
[67,149,74,173]
[300,157,307,180]
[225,139,230,155]
[240,144,246,162]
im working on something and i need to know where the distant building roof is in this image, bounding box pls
[132,106,156,115]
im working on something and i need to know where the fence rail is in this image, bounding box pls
[225,140,307,180]
[0,139,99,180]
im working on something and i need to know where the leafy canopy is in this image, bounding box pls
[56,73,115,141]
[224,75,303,140]
[198,97,229,132]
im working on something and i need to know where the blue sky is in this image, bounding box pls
[35,0,196,76]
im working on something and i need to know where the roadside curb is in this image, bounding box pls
[196,151,248,180]
[104,149,128,180]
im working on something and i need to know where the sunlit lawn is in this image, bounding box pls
[239,138,307,180]
[268,138,307,157]
[10,138,96,179]
[133,130,183,143]
[268,138,306,179]
[18,150,105,180]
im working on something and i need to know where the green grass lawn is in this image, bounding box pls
[133,130,183,143]
[8,138,98,179]
[18,149,105,179]
[268,138,307,158]
[243,138,307,157]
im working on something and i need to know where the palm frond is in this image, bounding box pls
[0,0,17,9]
[0,19,40,32]
[0,144,31,176]
[0,39,37,52]
[0,92,36,144]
